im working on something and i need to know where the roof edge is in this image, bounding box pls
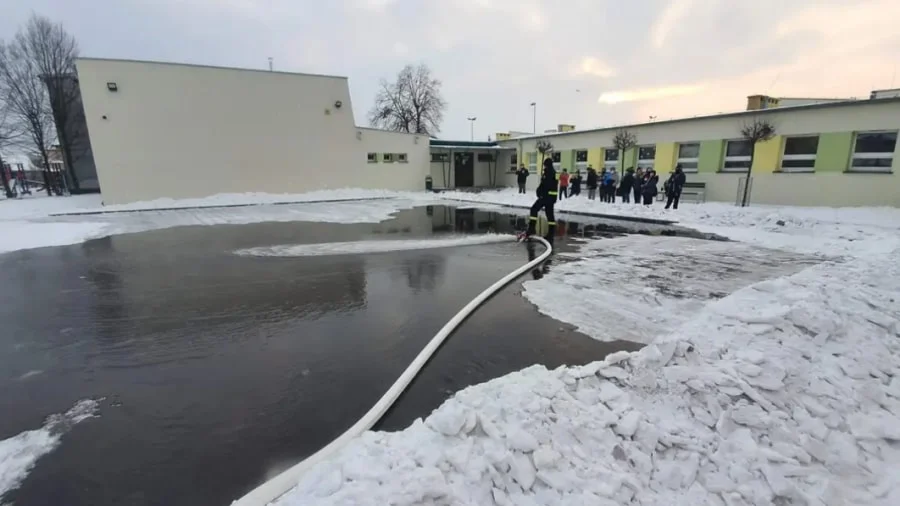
[75,57,348,80]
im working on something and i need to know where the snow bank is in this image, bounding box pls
[236,235,512,257]
[272,241,900,505]
[269,200,900,505]
[0,194,103,220]
[0,399,101,500]
[432,188,900,256]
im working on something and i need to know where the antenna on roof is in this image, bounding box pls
[268,57,273,71]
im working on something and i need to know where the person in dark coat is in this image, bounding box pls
[571,170,582,196]
[642,169,659,205]
[632,167,644,205]
[665,165,687,209]
[585,166,598,200]
[619,168,635,203]
[522,158,558,241]
[516,165,529,194]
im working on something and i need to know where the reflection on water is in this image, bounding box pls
[0,205,650,506]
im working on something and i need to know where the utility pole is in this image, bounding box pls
[268,57,273,71]
[467,117,477,141]
[530,102,536,133]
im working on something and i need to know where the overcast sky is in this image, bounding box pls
[4,0,899,140]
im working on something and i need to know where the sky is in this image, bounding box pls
[2,0,899,141]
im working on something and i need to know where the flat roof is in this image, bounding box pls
[500,96,900,142]
[76,57,348,80]
[430,139,501,148]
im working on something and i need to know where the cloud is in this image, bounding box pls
[650,0,697,49]
[597,84,707,104]
[570,57,616,79]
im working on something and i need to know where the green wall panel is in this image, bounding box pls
[814,132,853,172]
[561,150,574,172]
[698,140,724,173]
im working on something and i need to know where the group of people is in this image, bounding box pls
[516,163,687,208]
[519,159,688,242]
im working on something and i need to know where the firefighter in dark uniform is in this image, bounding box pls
[523,157,558,242]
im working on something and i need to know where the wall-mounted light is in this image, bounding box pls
[107,82,118,92]
[334,100,343,109]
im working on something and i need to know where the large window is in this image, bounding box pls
[575,150,588,170]
[551,151,561,171]
[677,143,700,172]
[781,136,819,172]
[850,131,897,172]
[509,153,518,173]
[604,148,618,171]
[721,140,752,172]
[527,152,537,173]
[477,153,494,162]
[637,146,656,169]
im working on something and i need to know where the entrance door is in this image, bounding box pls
[454,152,474,188]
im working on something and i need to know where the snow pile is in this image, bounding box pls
[523,235,819,343]
[273,244,900,505]
[0,399,101,500]
[236,235,512,257]
[432,188,900,256]
[52,188,419,214]
[0,194,103,219]
[268,203,900,506]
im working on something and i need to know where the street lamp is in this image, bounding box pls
[530,102,536,133]
[467,116,477,141]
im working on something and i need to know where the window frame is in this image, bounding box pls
[603,148,619,171]
[430,152,449,163]
[637,145,656,169]
[508,153,518,173]
[780,135,819,173]
[477,152,494,162]
[367,152,378,163]
[527,152,537,173]
[551,151,561,171]
[397,153,408,163]
[383,153,394,163]
[676,142,700,173]
[721,139,753,173]
[849,130,897,173]
[574,150,588,170]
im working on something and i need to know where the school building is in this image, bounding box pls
[68,57,899,207]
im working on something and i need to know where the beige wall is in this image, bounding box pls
[356,128,429,191]
[77,59,429,204]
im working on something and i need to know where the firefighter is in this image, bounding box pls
[518,157,558,243]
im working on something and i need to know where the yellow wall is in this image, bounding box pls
[654,142,677,172]
[588,148,603,169]
[752,135,783,173]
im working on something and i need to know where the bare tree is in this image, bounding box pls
[612,129,637,176]
[22,15,82,191]
[368,64,446,135]
[738,118,776,207]
[0,40,55,196]
[536,139,554,168]
[0,98,23,197]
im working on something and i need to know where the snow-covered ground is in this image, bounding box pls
[269,192,900,506]
[0,399,101,502]
[0,190,441,255]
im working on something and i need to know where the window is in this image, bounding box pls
[721,140,752,172]
[477,153,494,162]
[603,148,619,171]
[509,153,517,173]
[551,151,561,171]
[397,153,408,163]
[528,152,537,172]
[637,146,656,169]
[431,152,448,163]
[368,152,378,163]
[677,143,700,172]
[850,131,897,172]
[575,150,588,170]
[383,153,394,163]
[781,136,819,172]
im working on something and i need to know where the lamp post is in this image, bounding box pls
[530,102,536,133]
[467,116,477,141]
